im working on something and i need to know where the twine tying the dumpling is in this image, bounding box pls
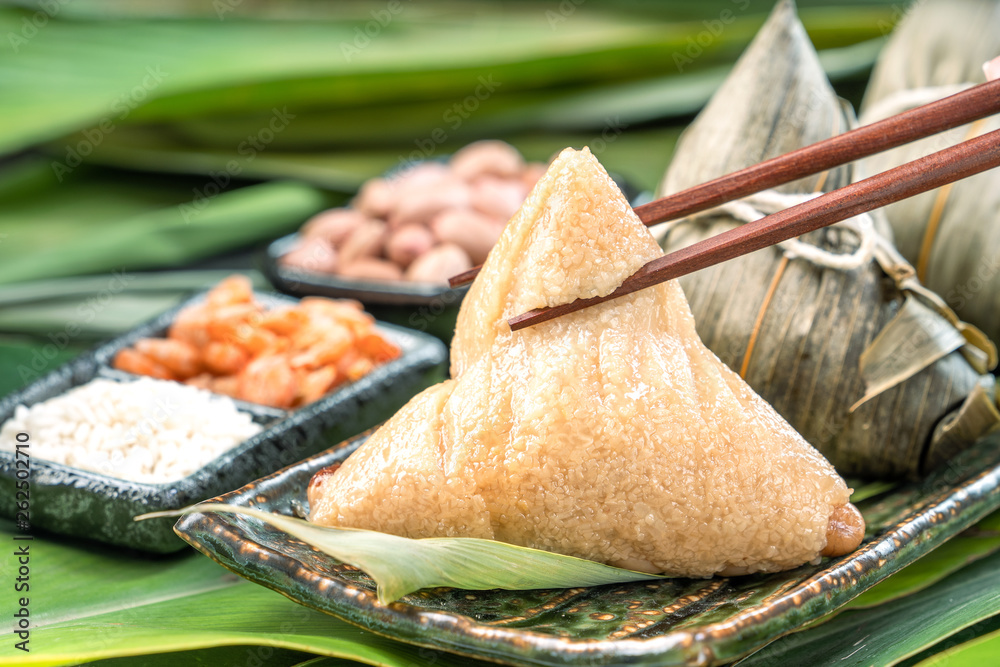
[682,190,877,272]
[859,83,973,126]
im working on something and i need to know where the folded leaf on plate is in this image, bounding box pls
[142,504,664,604]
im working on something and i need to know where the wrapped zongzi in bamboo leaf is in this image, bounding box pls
[860,0,1000,342]
[656,0,998,479]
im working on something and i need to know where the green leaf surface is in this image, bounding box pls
[736,548,1000,666]
[844,510,1000,610]
[0,158,329,285]
[894,614,1000,667]
[0,5,893,157]
[0,269,271,340]
[911,621,1000,667]
[150,504,666,604]
[0,336,83,399]
[848,479,898,503]
[76,125,685,195]
[0,519,485,667]
[83,646,314,667]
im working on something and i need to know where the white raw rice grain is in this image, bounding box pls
[0,377,263,483]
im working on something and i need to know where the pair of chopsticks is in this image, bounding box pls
[447,78,1000,332]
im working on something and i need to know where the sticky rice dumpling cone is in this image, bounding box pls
[656,0,990,479]
[309,145,860,578]
[860,0,1000,342]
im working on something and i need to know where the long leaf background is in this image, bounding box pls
[2,1,999,665]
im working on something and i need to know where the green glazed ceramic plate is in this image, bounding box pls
[175,431,1000,666]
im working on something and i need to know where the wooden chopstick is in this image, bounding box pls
[448,78,1000,289]
[508,127,1000,331]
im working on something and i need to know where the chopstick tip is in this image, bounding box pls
[448,266,480,288]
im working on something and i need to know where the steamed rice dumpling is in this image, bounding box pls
[309,147,863,578]
[860,0,1000,343]
[656,0,997,480]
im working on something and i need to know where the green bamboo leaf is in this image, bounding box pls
[0,270,272,340]
[79,647,315,667]
[62,38,880,159]
[0,269,268,308]
[848,479,898,503]
[0,162,329,285]
[0,519,481,667]
[70,125,685,194]
[0,5,894,158]
[145,504,666,604]
[0,336,83,399]
[0,294,182,337]
[911,622,1000,667]
[736,549,1000,666]
[843,511,1000,610]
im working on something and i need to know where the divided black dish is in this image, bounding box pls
[0,292,447,553]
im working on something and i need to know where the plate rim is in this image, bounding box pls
[174,431,1000,666]
[263,233,470,306]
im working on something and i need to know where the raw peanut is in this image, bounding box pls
[386,224,436,267]
[986,55,1000,82]
[339,258,404,282]
[450,140,525,181]
[301,208,367,246]
[339,219,387,265]
[393,161,450,191]
[470,176,528,221]
[279,238,339,274]
[431,209,502,264]
[404,243,472,284]
[384,163,451,222]
[353,178,396,219]
[389,177,471,229]
[821,503,865,557]
[521,162,547,190]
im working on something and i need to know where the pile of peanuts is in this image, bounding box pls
[280,141,546,284]
[113,275,400,409]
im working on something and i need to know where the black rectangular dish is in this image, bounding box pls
[0,291,448,553]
